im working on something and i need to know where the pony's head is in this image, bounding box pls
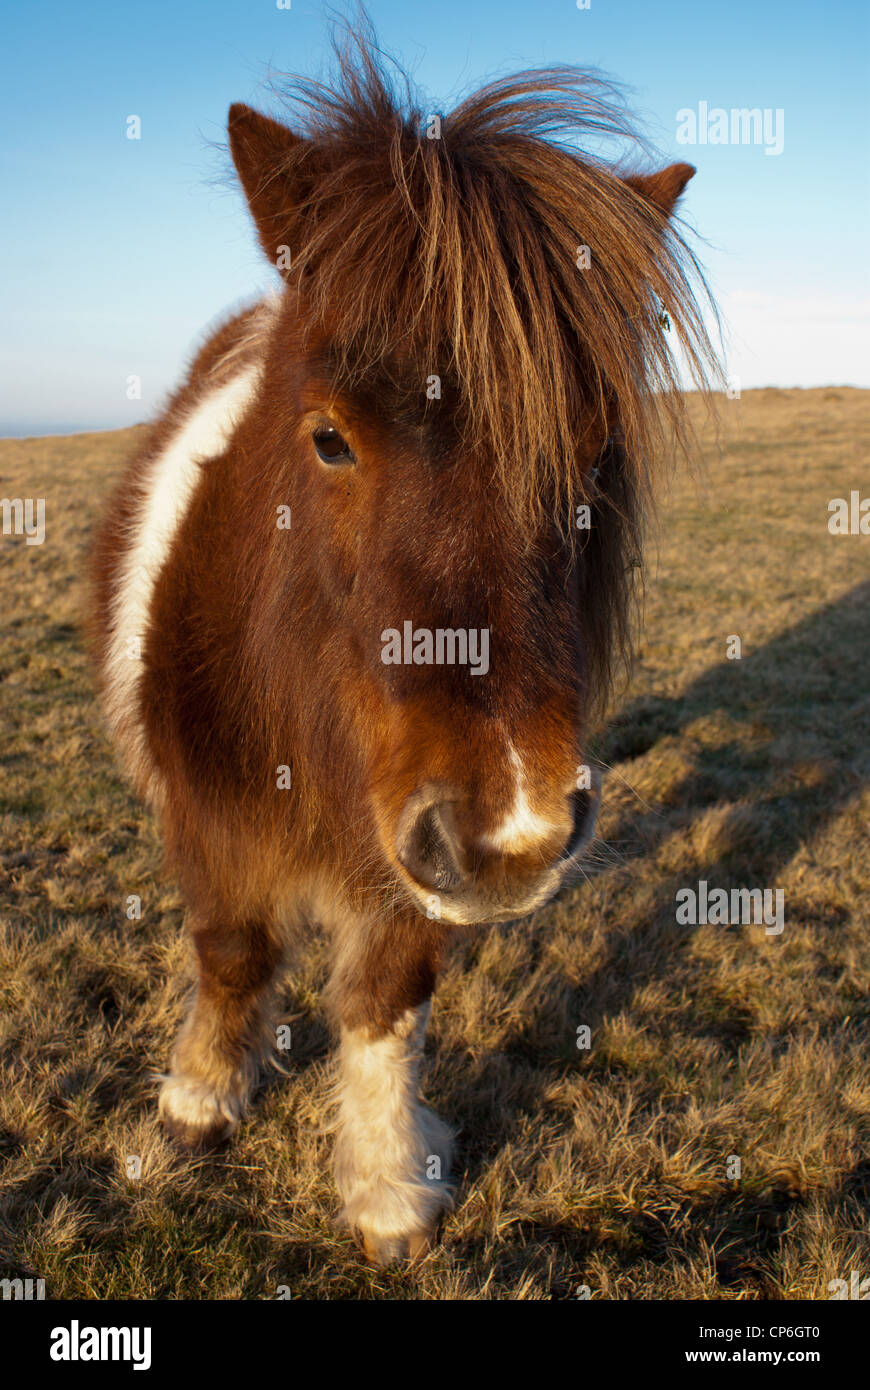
[227,29,717,925]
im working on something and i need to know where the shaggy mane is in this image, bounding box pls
[250,15,722,704]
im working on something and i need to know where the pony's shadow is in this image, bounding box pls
[443,577,870,1180]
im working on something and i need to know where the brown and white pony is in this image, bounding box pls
[91,30,716,1261]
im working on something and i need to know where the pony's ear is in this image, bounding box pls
[228,103,310,265]
[623,162,695,218]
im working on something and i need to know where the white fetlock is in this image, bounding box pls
[158,1073,244,1149]
[333,1005,454,1263]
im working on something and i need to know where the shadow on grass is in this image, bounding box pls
[572,575,870,1020]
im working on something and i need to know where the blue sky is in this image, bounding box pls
[1,0,868,432]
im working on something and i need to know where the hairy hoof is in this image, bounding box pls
[336,1108,454,1265]
[158,1074,242,1151]
[361,1224,436,1266]
[342,1177,449,1266]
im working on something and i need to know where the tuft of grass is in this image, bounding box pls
[0,391,868,1299]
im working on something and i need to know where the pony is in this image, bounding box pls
[91,24,717,1262]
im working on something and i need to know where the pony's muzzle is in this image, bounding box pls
[394,768,601,903]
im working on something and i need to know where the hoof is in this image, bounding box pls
[361,1224,436,1266]
[158,1074,240,1151]
[336,1102,453,1265]
[340,1168,451,1266]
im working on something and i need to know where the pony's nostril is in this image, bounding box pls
[396,797,464,893]
[563,781,600,858]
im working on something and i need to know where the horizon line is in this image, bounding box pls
[1,384,867,441]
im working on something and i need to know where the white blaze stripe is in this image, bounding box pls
[483,741,561,853]
[103,365,262,790]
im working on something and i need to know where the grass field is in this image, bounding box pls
[1,387,868,1299]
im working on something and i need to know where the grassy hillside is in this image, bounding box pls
[0,389,868,1299]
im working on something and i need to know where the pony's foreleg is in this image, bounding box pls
[159,916,283,1149]
[329,922,453,1263]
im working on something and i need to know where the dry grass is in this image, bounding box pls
[0,387,868,1299]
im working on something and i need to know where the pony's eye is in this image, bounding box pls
[312,425,354,464]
